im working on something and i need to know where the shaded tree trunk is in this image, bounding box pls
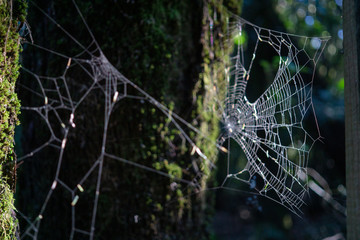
[344,0,360,239]
[0,0,26,239]
[16,1,238,239]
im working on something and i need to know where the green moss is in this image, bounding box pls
[0,0,27,238]
[0,166,17,240]
[193,0,243,188]
[17,0,242,239]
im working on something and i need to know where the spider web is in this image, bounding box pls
[216,15,329,214]
[15,1,329,239]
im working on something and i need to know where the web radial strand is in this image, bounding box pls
[219,16,329,215]
[16,2,330,238]
[17,2,217,238]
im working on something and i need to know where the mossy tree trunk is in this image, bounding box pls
[17,0,240,239]
[0,0,26,239]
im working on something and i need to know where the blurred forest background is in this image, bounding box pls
[14,0,344,239]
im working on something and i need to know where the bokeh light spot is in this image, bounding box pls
[311,37,321,49]
[305,16,314,26]
[308,4,316,14]
[296,8,306,18]
[319,65,327,77]
[338,29,343,40]
[327,44,337,55]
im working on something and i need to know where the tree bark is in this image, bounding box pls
[17,1,241,239]
[344,0,360,239]
[0,0,26,239]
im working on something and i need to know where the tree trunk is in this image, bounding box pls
[344,0,360,239]
[16,1,239,239]
[0,0,26,239]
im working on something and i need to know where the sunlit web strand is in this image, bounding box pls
[16,1,329,239]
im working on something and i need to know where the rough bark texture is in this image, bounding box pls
[0,0,26,239]
[16,1,240,239]
[344,0,360,239]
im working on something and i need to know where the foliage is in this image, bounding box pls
[274,0,343,96]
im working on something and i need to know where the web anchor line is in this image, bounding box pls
[17,1,329,238]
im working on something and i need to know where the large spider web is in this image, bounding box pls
[216,15,329,214]
[15,1,329,239]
